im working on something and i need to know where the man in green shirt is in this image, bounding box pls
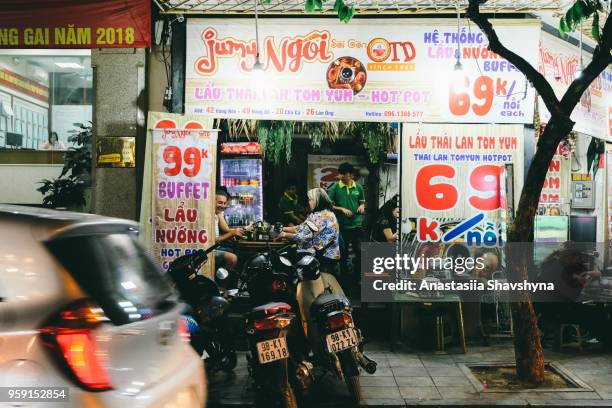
[278,179,305,226]
[327,162,366,280]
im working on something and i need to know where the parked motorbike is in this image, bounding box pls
[242,235,301,408]
[292,248,377,405]
[243,222,376,406]
[167,243,238,374]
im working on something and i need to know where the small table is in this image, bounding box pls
[392,292,467,354]
[234,240,288,250]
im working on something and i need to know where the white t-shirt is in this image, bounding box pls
[215,214,220,238]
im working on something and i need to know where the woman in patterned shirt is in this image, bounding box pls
[276,188,341,274]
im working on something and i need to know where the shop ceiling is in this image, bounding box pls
[154,0,605,43]
[154,0,572,15]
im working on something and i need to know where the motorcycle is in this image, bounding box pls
[291,247,377,405]
[243,222,376,406]
[242,231,302,408]
[167,242,238,374]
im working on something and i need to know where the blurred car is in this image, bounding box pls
[0,205,206,407]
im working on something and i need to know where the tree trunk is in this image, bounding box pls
[505,117,574,384]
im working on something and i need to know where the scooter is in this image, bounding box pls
[284,222,377,405]
[243,222,376,406]
[242,240,301,408]
[167,243,238,374]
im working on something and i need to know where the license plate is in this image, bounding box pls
[256,337,289,364]
[326,328,359,353]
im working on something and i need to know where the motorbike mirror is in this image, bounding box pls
[216,267,229,281]
[305,220,318,233]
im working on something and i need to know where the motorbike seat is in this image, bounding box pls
[248,302,292,320]
[309,293,351,317]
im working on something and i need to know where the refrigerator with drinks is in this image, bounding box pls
[219,142,263,227]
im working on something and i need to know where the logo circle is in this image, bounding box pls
[367,38,391,62]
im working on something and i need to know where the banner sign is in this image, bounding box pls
[152,129,218,278]
[538,32,612,139]
[538,140,571,211]
[0,0,151,48]
[186,18,539,123]
[401,123,523,244]
[307,155,367,190]
[0,68,48,101]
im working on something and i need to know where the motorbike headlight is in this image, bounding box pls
[216,267,229,280]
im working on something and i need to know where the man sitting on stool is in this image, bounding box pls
[215,186,244,271]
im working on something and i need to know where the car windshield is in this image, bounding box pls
[46,233,176,325]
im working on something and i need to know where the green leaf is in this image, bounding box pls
[592,12,600,41]
[305,0,315,12]
[566,6,577,31]
[313,0,323,9]
[574,0,586,19]
[333,0,343,11]
[339,5,355,22]
[559,17,569,35]
[586,137,597,175]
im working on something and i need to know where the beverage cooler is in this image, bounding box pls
[219,142,263,227]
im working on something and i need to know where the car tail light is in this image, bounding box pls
[271,280,288,292]
[254,315,294,331]
[178,316,191,341]
[327,313,353,331]
[40,299,112,391]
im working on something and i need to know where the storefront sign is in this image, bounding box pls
[0,0,150,48]
[401,123,523,244]
[152,129,218,278]
[307,155,366,190]
[96,136,136,168]
[538,140,571,210]
[185,19,539,123]
[538,32,612,139]
[0,68,48,102]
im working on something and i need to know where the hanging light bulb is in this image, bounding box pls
[575,21,584,79]
[253,0,263,72]
[454,5,462,72]
[451,4,465,84]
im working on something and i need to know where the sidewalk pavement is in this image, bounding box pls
[207,342,612,407]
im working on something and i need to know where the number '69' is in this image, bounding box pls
[415,164,503,211]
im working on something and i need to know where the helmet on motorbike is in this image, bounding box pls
[195,296,230,322]
[296,255,320,281]
[245,254,272,276]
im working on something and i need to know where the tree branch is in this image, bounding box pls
[466,0,563,118]
[560,12,612,112]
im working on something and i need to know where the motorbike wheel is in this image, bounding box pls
[220,350,238,372]
[345,376,362,405]
[279,383,298,408]
[338,351,362,405]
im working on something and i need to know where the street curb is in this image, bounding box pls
[208,399,612,408]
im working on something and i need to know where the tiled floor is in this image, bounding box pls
[207,343,612,407]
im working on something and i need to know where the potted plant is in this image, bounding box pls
[38,122,92,210]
